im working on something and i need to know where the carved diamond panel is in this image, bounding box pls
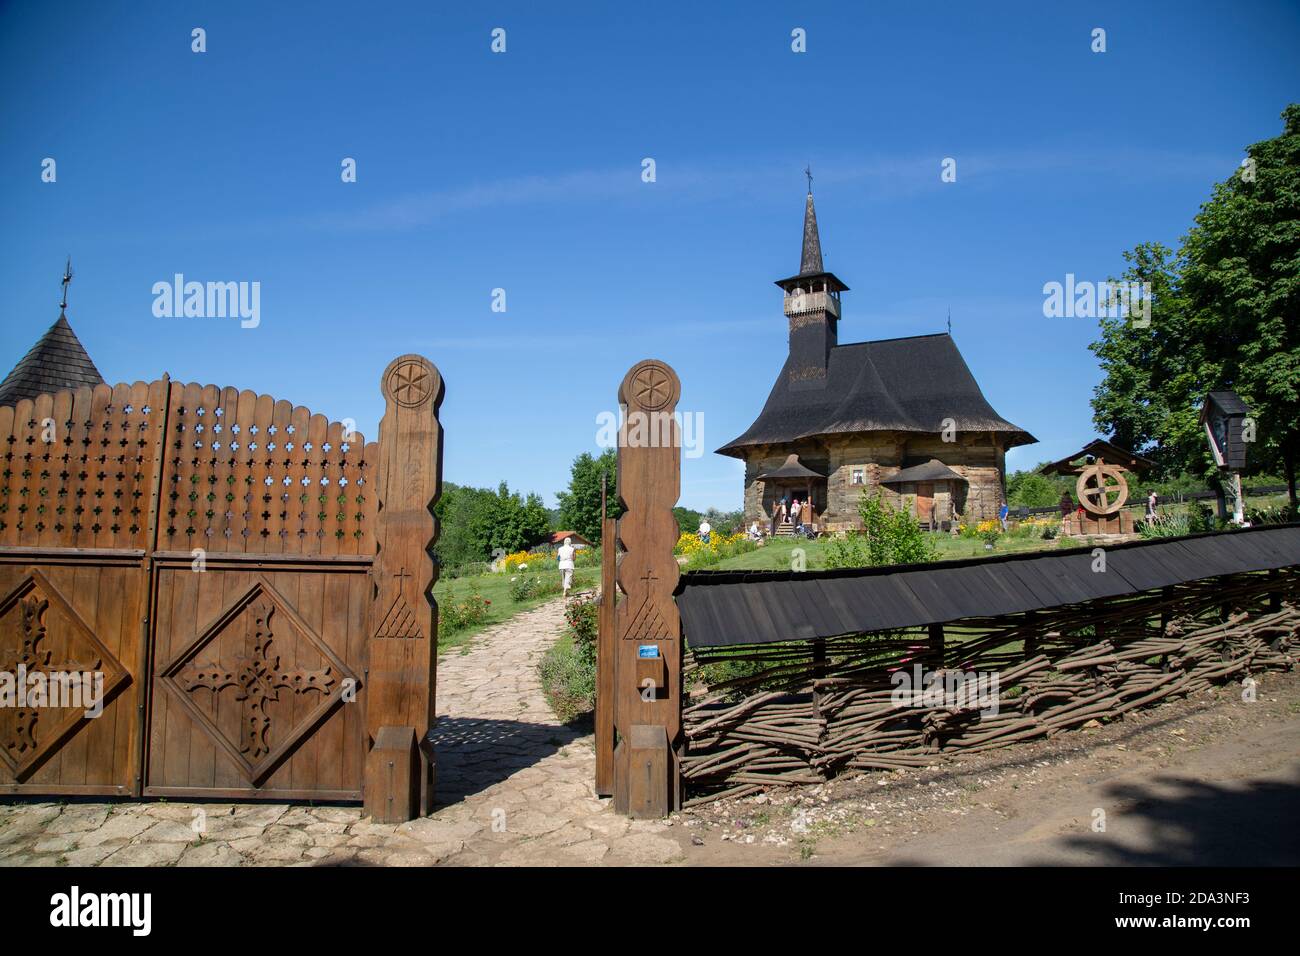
[0,570,130,779]
[158,577,358,784]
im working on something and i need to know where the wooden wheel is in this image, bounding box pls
[1076,463,1128,516]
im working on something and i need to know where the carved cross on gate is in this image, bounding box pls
[178,600,335,759]
[0,594,98,760]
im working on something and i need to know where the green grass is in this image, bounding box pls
[434,567,600,654]
[708,532,1067,572]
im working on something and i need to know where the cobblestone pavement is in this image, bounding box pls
[0,598,685,867]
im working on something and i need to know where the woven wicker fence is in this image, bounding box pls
[681,569,1300,806]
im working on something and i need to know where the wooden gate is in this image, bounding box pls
[0,355,442,816]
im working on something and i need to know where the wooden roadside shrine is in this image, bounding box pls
[1201,390,1252,524]
[0,353,443,823]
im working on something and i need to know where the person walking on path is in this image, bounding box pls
[998,501,1009,533]
[557,536,576,597]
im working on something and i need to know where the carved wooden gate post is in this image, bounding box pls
[612,359,683,817]
[365,354,444,822]
[595,474,616,797]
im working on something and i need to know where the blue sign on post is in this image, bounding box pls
[637,644,660,659]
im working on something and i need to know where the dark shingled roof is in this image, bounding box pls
[718,332,1035,456]
[676,523,1300,647]
[798,192,823,275]
[879,458,967,485]
[0,315,105,406]
[1202,390,1250,418]
[774,190,848,292]
[757,454,824,480]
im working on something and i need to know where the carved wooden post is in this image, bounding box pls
[928,622,945,668]
[365,354,444,822]
[613,359,682,818]
[595,474,616,797]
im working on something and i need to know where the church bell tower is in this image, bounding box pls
[775,174,849,385]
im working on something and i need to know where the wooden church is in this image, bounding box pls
[717,188,1035,532]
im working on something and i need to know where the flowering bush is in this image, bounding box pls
[440,585,489,632]
[564,594,599,662]
[539,592,600,722]
[509,574,559,602]
[976,519,1001,545]
[674,530,757,569]
[502,550,551,572]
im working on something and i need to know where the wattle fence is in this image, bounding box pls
[679,566,1298,805]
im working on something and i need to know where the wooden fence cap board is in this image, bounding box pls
[678,523,1300,648]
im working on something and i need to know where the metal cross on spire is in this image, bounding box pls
[58,256,73,315]
[804,165,813,193]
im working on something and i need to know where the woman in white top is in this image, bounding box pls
[557,537,576,595]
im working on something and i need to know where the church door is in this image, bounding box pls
[916,482,935,529]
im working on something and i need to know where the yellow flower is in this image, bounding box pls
[503,550,551,571]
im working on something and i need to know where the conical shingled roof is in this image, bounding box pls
[775,188,849,292]
[0,314,105,406]
[799,191,823,275]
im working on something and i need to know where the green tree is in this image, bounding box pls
[556,449,620,544]
[434,481,552,566]
[1180,104,1300,504]
[1006,467,1071,508]
[702,507,744,534]
[1091,105,1300,505]
[672,506,703,534]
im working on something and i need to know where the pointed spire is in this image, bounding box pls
[775,176,848,293]
[800,187,824,276]
[0,265,105,406]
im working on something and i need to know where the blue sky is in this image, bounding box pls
[2,1,1298,511]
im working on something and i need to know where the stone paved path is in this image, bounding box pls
[0,598,684,867]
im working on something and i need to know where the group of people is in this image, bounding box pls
[769,495,813,536]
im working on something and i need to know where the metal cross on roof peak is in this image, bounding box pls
[804,165,813,193]
[59,256,73,314]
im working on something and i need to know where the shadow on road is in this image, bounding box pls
[430,714,591,805]
[1028,773,1300,866]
